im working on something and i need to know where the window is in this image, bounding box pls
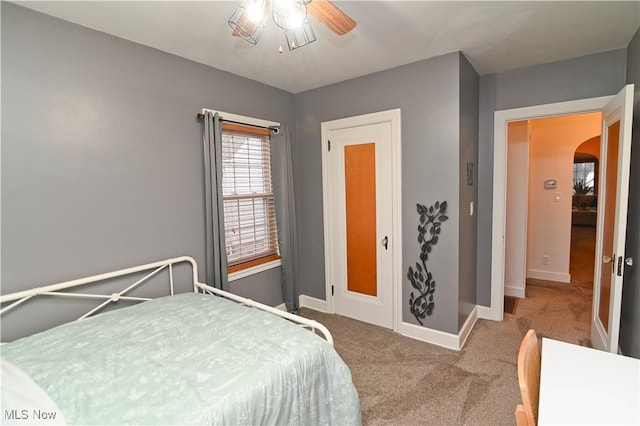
[221,123,280,272]
[573,161,596,195]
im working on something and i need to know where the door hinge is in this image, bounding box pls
[617,256,623,276]
[331,285,334,296]
[328,140,331,151]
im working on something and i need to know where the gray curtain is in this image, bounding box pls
[276,127,300,312]
[202,111,228,290]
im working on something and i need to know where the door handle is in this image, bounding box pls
[602,255,612,264]
[625,257,634,267]
[382,236,388,250]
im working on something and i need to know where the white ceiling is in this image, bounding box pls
[15,1,640,94]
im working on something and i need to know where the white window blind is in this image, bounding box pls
[221,123,280,269]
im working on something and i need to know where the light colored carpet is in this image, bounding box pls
[301,279,592,425]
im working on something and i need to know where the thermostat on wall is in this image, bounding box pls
[544,179,557,189]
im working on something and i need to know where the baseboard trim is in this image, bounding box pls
[274,303,287,312]
[527,269,570,283]
[476,304,497,320]
[298,295,328,312]
[505,286,525,298]
[399,307,478,351]
[459,306,478,348]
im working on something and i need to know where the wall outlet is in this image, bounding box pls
[542,255,550,265]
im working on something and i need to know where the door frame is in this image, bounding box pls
[488,95,613,321]
[504,120,531,299]
[321,108,402,332]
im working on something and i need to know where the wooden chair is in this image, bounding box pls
[517,329,541,425]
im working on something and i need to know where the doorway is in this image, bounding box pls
[321,109,402,330]
[570,144,600,288]
[504,113,601,304]
[489,95,613,321]
[491,85,634,354]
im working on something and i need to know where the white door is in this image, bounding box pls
[591,84,634,353]
[322,111,400,329]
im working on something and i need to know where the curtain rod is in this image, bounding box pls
[196,113,280,134]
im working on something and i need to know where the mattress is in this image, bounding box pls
[0,293,361,425]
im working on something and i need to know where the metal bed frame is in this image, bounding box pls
[0,256,333,345]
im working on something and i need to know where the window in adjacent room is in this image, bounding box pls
[221,122,280,273]
[573,159,596,195]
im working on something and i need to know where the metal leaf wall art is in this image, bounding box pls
[408,200,449,325]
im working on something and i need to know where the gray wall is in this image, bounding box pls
[620,28,640,358]
[458,55,479,329]
[1,3,293,340]
[295,52,473,334]
[476,49,628,307]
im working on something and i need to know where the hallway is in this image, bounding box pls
[570,224,596,288]
[521,224,596,346]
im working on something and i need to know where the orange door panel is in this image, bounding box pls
[344,143,377,296]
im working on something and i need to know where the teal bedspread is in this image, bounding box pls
[1,293,361,425]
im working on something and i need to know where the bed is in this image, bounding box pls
[0,256,361,425]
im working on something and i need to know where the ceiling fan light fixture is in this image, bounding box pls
[246,0,267,23]
[229,0,355,51]
[285,19,316,50]
[271,0,307,30]
[228,0,269,44]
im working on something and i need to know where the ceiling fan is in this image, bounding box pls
[228,0,356,52]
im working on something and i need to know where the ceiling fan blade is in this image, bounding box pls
[307,0,356,36]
